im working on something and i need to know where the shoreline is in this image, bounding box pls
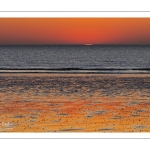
[1,73,150,78]
[0,69,150,74]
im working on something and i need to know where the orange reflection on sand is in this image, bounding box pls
[0,74,150,132]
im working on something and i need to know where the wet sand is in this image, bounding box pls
[0,73,150,132]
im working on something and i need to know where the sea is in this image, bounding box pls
[0,45,150,73]
[1,45,150,132]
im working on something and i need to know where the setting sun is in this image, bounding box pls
[84,44,93,45]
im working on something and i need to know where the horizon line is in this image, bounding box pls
[0,44,150,46]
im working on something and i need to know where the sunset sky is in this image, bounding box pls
[0,18,150,45]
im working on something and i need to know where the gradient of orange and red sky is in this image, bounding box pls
[0,18,150,45]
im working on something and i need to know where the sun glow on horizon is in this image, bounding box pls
[84,44,93,46]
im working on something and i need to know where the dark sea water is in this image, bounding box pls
[0,45,150,73]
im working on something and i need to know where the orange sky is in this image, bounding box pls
[0,18,150,45]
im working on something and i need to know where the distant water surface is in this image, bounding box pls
[0,45,150,73]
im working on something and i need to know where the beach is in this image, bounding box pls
[0,73,150,132]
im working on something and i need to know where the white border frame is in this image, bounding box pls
[1,11,150,17]
[0,5,150,138]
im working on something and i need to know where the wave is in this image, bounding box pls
[0,68,150,74]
